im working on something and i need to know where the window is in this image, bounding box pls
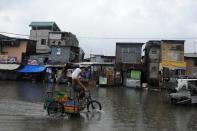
[152,66,157,71]
[194,59,197,66]
[151,49,157,54]
[41,39,46,45]
[57,48,61,55]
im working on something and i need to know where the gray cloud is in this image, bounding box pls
[0,0,197,57]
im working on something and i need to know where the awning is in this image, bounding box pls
[18,65,46,73]
[0,64,20,70]
[160,60,186,70]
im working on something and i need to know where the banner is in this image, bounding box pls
[161,60,186,69]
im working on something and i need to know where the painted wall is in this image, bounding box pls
[2,41,27,63]
[161,42,184,62]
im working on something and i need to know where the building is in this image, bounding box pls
[89,54,115,86]
[0,34,36,80]
[29,22,84,65]
[184,53,197,76]
[144,41,161,86]
[160,40,185,79]
[29,22,61,53]
[48,31,78,47]
[90,54,115,64]
[144,40,186,88]
[0,34,36,64]
[48,31,83,64]
[116,42,143,86]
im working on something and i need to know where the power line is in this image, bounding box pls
[0,32,29,37]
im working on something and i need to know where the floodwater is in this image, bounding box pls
[0,81,197,131]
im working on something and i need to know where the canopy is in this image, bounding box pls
[18,65,46,73]
[0,64,20,70]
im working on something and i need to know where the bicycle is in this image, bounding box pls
[45,90,102,117]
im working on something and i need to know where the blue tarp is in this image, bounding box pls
[18,65,46,73]
[63,100,81,106]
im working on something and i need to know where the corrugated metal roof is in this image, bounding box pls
[161,40,185,43]
[0,34,11,39]
[116,42,144,46]
[29,22,55,26]
[29,22,60,31]
[184,53,197,58]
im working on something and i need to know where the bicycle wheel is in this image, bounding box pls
[47,101,64,116]
[87,100,102,112]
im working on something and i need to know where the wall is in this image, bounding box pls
[161,42,184,62]
[30,30,50,52]
[50,46,71,64]
[185,57,197,76]
[185,58,193,75]
[49,32,79,47]
[148,47,160,79]
[2,41,27,63]
[116,44,142,64]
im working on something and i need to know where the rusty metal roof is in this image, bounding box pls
[184,53,197,58]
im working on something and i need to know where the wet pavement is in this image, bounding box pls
[0,81,197,131]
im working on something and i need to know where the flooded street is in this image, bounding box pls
[0,81,197,131]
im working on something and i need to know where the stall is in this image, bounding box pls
[126,69,141,88]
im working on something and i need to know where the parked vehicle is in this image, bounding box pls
[169,79,197,104]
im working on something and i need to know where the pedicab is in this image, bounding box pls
[44,90,102,116]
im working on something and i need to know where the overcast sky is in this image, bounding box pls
[1,0,197,57]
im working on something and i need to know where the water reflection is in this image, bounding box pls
[0,81,197,131]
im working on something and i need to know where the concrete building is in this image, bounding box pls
[29,22,84,65]
[116,42,143,86]
[48,31,83,64]
[144,41,161,86]
[29,22,61,53]
[48,31,78,47]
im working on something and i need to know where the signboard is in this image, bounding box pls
[161,60,186,69]
[130,70,141,80]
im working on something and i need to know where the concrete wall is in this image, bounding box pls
[49,33,78,47]
[50,46,71,64]
[149,62,159,79]
[148,47,160,79]
[149,47,160,62]
[30,30,50,52]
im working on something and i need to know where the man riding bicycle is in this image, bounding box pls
[71,65,88,99]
